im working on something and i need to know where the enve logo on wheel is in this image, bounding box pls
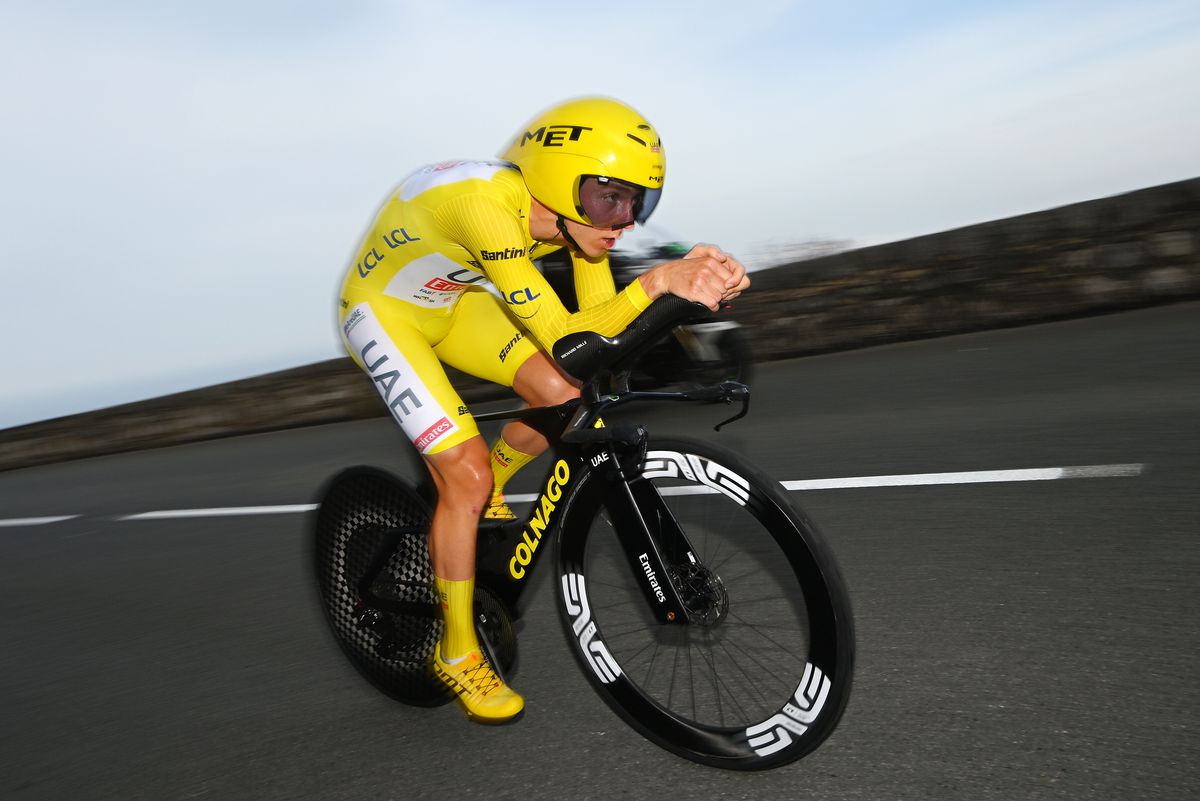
[744,663,832,757]
[642,451,751,506]
[561,572,621,684]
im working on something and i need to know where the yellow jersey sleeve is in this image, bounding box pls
[432,193,652,346]
[571,251,618,310]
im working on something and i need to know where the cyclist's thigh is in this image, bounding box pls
[340,295,478,455]
[433,289,541,386]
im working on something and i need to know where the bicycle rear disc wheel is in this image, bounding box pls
[314,467,447,705]
[556,437,854,769]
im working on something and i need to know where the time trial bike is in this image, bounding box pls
[313,296,854,770]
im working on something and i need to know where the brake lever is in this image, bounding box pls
[713,381,750,431]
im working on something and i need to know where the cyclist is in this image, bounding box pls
[337,96,749,724]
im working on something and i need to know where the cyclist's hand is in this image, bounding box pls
[638,244,749,310]
[687,244,750,302]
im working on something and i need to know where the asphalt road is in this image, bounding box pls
[2,302,1197,800]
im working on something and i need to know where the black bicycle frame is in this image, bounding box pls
[351,372,748,633]
[470,397,698,624]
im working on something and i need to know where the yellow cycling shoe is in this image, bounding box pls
[433,643,525,724]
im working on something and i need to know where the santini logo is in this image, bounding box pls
[479,247,525,261]
[498,332,524,363]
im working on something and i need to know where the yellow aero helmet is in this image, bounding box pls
[500,97,665,228]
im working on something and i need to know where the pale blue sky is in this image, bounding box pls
[2,0,1198,429]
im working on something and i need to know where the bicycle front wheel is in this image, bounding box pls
[556,437,854,770]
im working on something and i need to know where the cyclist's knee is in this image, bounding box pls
[425,437,492,505]
[539,372,580,405]
[514,355,579,406]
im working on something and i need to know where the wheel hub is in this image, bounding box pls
[668,562,728,626]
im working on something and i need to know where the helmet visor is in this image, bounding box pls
[577,176,661,229]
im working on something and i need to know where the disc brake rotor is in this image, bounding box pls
[667,562,729,626]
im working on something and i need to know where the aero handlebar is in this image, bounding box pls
[551,295,715,381]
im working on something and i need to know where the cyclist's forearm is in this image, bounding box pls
[528,282,651,343]
[636,253,749,310]
[573,255,618,308]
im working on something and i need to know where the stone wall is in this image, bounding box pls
[736,178,1199,360]
[0,361,510,473]
[2,177,1196,472]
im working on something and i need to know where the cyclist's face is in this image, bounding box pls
[562,216,628,259]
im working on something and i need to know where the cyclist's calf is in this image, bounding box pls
[424,436,493,578]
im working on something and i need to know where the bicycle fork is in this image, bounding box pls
[580,426,706,626]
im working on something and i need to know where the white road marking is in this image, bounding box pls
[0,464,1146,526]
[0,515,80,527]
[780,463,1145,491]
[509,463,1146,502]
[118,504,319,521]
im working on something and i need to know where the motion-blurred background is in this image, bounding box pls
[3,1,1198,450]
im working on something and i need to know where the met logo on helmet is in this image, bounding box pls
[520,124,593,148]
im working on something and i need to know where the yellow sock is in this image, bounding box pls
[488,434,536,501]
[434,576,478,661]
